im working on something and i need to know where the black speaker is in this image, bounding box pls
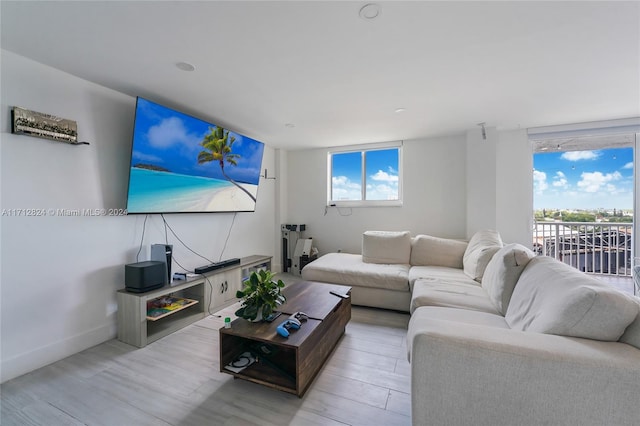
[282,236,289,272]
[125,261,165,293]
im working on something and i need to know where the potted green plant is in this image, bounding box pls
[235,270,286,321]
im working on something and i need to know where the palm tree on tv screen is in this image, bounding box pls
[197,126,257,203]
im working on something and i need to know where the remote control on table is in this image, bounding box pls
[330,291,349,299]
[263,312,282,322]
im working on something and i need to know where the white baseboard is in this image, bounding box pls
[1,322,116,383]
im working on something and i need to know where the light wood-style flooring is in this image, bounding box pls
[1,276,411,426]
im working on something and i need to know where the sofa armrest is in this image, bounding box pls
[409,319,640,426]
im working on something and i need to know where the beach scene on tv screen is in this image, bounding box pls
[127,98,264,213]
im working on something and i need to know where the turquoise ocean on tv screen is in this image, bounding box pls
[127,168,233,213]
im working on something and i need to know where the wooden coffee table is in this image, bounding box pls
[219,281,351,397]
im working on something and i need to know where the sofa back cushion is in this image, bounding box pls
[481,243,535,315]
[362,230,411,264]
[410,235,467,268]
[619,298,640,349]
[463,229,503,282]
[506,256,640,341]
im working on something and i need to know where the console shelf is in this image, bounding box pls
[117,277,206,347]
[117,255,272,348]
[146,296,199,321]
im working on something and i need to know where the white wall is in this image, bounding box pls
[273,148,288,271]
[466,127,497,237]
[0,50,277,382]
[496,129,533,245]
[286,127,534,258]
[286,135,468,255]
[466,126,533,245]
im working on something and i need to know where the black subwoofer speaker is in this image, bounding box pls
[125,261,165,293]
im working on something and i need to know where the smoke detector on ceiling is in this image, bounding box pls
[359,3,381,20]
[176,62,196,72]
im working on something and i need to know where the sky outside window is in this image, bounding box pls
[332,151,362,200]
[365,149,399,200]
[533,147,633,210]
[331,148,400,202]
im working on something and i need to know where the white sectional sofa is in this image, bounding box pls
[301,230,640,425]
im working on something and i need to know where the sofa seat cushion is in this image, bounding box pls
[410,234,468,268]
[362,230,411,264]
[301,252,410,291]
[411,278,500,315]
[463,229,503,282]
[481,243,536,315]
[409,265,478,290]
[506,256,640,341]
[407,306,509,361]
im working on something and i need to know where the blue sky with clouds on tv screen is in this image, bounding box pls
[131,98,264,184]
[533,148,633,210]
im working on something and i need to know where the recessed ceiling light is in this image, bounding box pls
[176,62,195,72]
[359,3,381,20]
[394,108,406,113]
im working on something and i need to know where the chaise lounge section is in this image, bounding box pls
[301,230,417,311]
[301,229,504,313]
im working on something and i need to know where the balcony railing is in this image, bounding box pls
[533,221,633,277]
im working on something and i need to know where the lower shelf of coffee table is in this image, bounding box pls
[221,338,298,393]
[220,318,321,396]
[219,292,351,397]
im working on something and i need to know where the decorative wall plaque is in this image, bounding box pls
[11,106,86,145]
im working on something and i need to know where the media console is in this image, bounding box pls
[117,255,271,348]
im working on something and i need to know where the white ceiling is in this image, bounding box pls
[1,1,639,150]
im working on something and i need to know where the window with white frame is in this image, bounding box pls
[327,141,402,206]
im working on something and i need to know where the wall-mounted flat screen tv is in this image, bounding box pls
[126,97,265,213]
